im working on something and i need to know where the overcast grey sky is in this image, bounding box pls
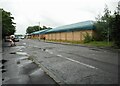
[0,0,119,34]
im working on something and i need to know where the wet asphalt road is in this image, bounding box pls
[21,39,119,84]
[1,41,58,85]
[1,39,119,85]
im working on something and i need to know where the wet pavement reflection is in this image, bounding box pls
[1,44,57,85]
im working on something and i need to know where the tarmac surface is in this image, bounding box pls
[1,40,58,85]
[22,39,119,84]
[1,39,119,85]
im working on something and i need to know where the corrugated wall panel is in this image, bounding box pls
[66,32,73,41]
[61,32,66,40]
[56,33,60,40]
[73,31,80,41]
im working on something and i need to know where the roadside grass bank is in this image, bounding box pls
[30,38,119,50]
[45,39,114,48]
[84,41,113,47]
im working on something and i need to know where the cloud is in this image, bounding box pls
[0,0,119,34]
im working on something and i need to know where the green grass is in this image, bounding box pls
[84,41,113,47]
[47,39,113,47]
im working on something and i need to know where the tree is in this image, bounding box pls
[94,4,120,48]
[111,12,120,48]
[42,26,47,30]
[26,25,52,34]
[1,9,16,38]
[94,6,112,41]
[26,26,41,34]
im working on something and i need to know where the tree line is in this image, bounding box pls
[94,5,120,48]
[0,8,16,38]
[26,25,52,34]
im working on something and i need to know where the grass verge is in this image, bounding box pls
[46,39,113,47]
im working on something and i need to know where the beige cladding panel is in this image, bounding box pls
[52,33,56,40]
[48,34,52,40]
[46,34,48,40]
[61,32,66,40]
[45,34,48,39]
[49,34,51,40]
[73,31,80,41]
[50,34,53,40]
[56,33,60,40]
[48,34,50,40]
[44,29,93,41]
[66,32,72,41]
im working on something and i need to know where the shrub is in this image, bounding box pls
[84,32,93,43]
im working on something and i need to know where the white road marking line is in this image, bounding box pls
[57,54,98,69]
[45,50,97,69]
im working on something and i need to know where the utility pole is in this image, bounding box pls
[118,1,120,13]
[107,27,109,45]
[38,22,40,40]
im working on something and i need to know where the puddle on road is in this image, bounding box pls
[3,75,30,84]
[17,60,33,68]
[10,52,28,56]
[29,68,58,84]
[23,43,26,45]
[10,52,16,54]
[17,56,29,60]
[39,48,46,51]
[44,47,54,49]
[14,46,25,49]
[89,48,101,51]
[19,62,39,75]
[19,49,23,52]
[39,47,55,51]
[30,68,44,76]
[16,52,28,56]
[12,46,26,51]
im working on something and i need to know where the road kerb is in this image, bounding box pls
[31,56,66,85]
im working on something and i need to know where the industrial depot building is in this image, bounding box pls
[29,20,96,42]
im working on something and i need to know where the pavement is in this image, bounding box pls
[20,39,119,84]
[1,40,58,85]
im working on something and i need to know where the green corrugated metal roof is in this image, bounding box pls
[31,29,50,35]
[45,20,95,34]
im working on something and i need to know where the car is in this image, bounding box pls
[14,37,19,42]
[20,36,25,39]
